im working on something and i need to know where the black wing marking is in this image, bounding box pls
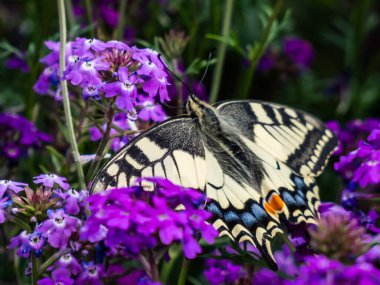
[215,100,338,177]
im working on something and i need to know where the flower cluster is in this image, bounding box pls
[334,124,380,198]
[0,113,52,161]
[253,247,380,285]
[203,258,244,285]
[81,177,218,259]
[327,118,380,156]
[258,37,314,75]
[35,38,170,114]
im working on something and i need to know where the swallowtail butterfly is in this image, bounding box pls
[90,94,338,270]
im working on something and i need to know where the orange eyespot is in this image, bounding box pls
[264,201,276,216]
[264,193,285,216]
[268,194,285,212]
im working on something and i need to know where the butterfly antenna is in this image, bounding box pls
[200,48,217,85]
[158,54,193,95]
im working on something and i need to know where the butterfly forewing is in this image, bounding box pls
[91,116,207,192]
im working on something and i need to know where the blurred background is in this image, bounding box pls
[1,0,380,201]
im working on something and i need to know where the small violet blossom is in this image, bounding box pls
[33,174,70,190]
[39,209,79,248]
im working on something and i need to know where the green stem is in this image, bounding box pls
[279,233,295,253]
[241,0,283,99]
[31,253,38,285]
[58,0,86,189]
[177,258,189,285]
[84,0,94,36]
[115,0,128,41]
[38,248,71,275]
[65,0,76,29]
[86,106,114,184]
[148,251,160,282]
[209,0,234,103]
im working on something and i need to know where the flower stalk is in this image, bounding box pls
[31,253,38,285]
[115,0,128,41]
[57,0,86,189]
[209,0,234,104]
[241,0,283,99]
[86,105,115,183]
[177,258,189,285]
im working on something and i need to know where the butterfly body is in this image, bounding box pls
[90,95,338,270]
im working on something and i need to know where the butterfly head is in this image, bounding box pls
[186,94,223,132]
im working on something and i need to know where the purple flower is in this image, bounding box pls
[0,113,52,161]
[137,96,167,122]
[257,50,276,73]
[117,270,161,285]
[103,67,139,111]
[55,189,88,215]
[36,38,170,113]
[283,37,314,68]
[0,196,11,223]
[89,112,138,152]
[39,209,79,248]
[6,55,29,73]
[143,76,170,102]
[9,231,30,258]
[99,4,119,28]
[0,180,27,198]
[204,259,243,285]
[33,174,70,190]
[76,263,104,285]
[80,178,217,259]
[50,253,82,275]
[28,231,46,256]
[37,268,74,285]
[253,268,284,285]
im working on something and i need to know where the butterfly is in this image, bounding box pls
[90,94,338,270]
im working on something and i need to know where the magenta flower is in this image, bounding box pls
[283,37,314,68]
[89,112,138,152]
[9,231,30,258]
[37,268,74,285]
[0,113,52,161]
[143,76,170,102]
[137,96,167,122]
[39,209,79,248]
[76,263,104,285]
[50,253,82,275]
[204,259,243,285]
[103,67,139,111]
[33,174,70,190]
[54,189,88,215]
[80,178,218,259]
[0,196,11,223]
[0,180,27,198]
[6,55,29,73]
[36,38,170,114]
